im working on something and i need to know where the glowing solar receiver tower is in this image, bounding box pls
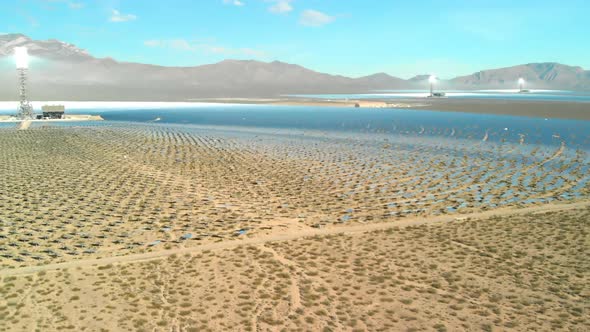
[518,77,525,93]
[428,75,437,97]
[15,47,34,119]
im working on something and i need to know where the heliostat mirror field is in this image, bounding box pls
[1,107,589,269]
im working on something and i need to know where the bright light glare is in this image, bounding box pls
[14,47,29,69]
[428,75,437,84]
[518,78,525,85]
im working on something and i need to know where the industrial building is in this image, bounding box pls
[41,105,66,119]
[3,47,101,125]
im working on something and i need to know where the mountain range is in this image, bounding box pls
[1,33,589,101]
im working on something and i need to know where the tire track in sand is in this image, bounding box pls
[1,200,588,277]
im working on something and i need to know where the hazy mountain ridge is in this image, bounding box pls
[0,33,93,61]
[0,34,588,100]
[451,63,590,90]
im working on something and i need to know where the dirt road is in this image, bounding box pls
[1,200,588,277]
[17,120,31,130]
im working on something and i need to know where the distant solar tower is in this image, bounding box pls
[15,47,34,119]
[518,77,525,93]
[428,75,437,97]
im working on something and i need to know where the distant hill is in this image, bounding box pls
[408,75,432,82]
[0,34,588,100]
[451,63,590,90]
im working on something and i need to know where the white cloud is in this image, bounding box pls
[143,40,161,47]
[268,0,293,14]
[28,16,40,28]
[223,0,244,6]
[68,2,84,9]
[143,39,267,59]
[39,0,83,9]
[168,40,194,51]
[299,9,335,27]
[110,9,137,23]
[144,39,194,51]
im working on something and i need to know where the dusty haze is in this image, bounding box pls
[1,34,589,101]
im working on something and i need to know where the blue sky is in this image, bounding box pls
[2,0,589,78]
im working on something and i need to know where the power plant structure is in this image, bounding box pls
[518,77,530,93]
[41,105,66,119]
[428,75,436,97]
[15,47,34,120]
[2,47,100,125]
[427,75,446,98]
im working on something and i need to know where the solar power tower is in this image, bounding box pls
[14,47,34,120]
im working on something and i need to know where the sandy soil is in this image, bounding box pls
[65,115,104,121]
[194,98,590,121]
[1,206,587,331]
[0,125,587,269]
[16,120,31,130]
[0,124,588,331]
[2,200,587,278]
[410,98,590,120]
[0,115,103,123]
[191,98,429,109]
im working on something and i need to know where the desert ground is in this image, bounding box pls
[193,98,590,121]
[0,123,589,331]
